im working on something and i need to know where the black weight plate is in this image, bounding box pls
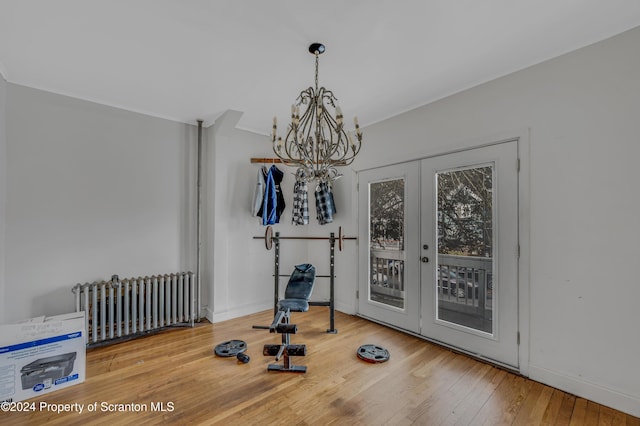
[357,344,390,363]
[214,340,247,357]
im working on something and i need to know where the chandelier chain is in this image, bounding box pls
[315,52,319,93]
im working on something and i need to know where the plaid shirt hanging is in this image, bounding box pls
[291,180,309,225]
[315,181,336,225]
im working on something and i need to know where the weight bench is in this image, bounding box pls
[259,263,316,373]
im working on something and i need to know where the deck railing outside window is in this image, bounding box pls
[369,251,492,322]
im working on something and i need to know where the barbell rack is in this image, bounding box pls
[253,226,356,333]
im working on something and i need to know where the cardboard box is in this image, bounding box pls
[0,312,86,402]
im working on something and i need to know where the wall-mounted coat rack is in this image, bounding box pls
[250,157,347,166]
[250,158,285,164]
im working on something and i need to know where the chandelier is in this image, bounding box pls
[271,43,362,182]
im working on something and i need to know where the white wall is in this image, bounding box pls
[4,85,197,322]
[0,72,7,324]
[352,27,640,416]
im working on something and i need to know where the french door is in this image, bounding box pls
[358,140,520,368]
[357,161,421,333]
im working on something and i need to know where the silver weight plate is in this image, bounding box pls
[357,344,390,363]
[214,340,247,357]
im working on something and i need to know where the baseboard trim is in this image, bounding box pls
[529,364,640,417]
[206,301,272,323]
[208,301,354,324]
[335,301,356,315]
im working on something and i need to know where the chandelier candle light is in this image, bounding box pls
[272,43,363,182]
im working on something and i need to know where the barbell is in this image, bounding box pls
[255,226,356,251]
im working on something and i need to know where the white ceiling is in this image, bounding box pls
[1,1,640,135]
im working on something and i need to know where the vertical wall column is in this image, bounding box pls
[196,120,203,320]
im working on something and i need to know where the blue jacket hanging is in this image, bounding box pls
[262,165,285,225]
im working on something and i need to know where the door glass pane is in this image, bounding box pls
[436,165,494,333]
[369,179,405,309]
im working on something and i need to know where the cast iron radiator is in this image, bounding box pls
[72,272,196,346]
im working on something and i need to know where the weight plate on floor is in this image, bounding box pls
[357,344,390,363]
[214,340,247,357]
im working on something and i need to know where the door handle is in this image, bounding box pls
[421,256,429,263]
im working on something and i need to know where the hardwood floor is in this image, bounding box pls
[4,308,638,425]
